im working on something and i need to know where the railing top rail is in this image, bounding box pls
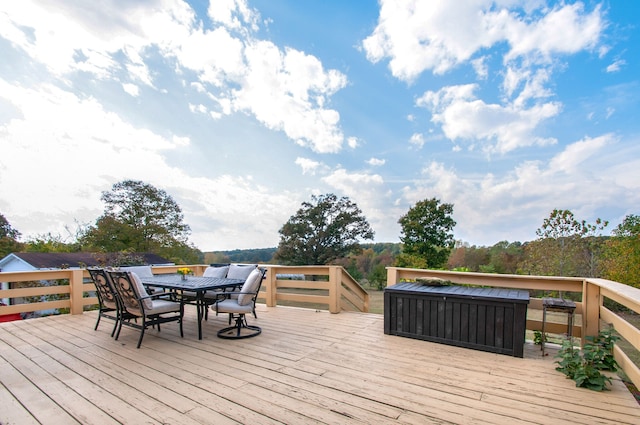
[388,267,586,283]
[586,277,640,307]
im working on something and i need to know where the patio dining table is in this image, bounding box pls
[140,274,244,340]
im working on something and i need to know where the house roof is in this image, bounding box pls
[0,252,172,270]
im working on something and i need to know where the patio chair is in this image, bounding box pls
[107,270,184,348]
[87,267,120,337]
[212,267,265,339]
[220,263,260,318]
[201,264,259,321]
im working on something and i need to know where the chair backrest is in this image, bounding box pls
[107,270,149,316]
[87,267,118,310]
[237,268,266,306]
[203,264,230,278]
[120,265,154,279]
[227,264,258,280]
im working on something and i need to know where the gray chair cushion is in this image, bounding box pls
[147,299,182,315]
[227,264,257,280]
[238,268,262,306]
[129,272,153,310]
[203,265,229,278]
[121,265,154,278]
[215,298,254,314]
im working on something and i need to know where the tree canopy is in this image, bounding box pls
[397,197,456,269]
[0,213,24,257]
[523,209,608,277]
[80,180,201,264]
[602,214,640,288]
[274,193,374,265]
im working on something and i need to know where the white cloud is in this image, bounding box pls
[367,158,385,166]
[549,134,611,173]
[208,0,259,31]
[417,84,559,154]
[0,1,349,155]
[362,0,502,80]
[472,56,488,80]
[364,1,604,155]
[322,168,383,194]
[189,103,204,113]
[295,157,322,175]
[409,133,425,148]
[176,26,246,86]
[606,107,615,119]
[502,3,603,62]
[400,133,633,245]
[232,42,348,153]
[606,59,625,73]
[347,137,360,149]
[177,174,298,249]
[0,0,195,80]
[122,83,140,97]
[363,1,603,81]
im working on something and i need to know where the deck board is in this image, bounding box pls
[0,305,638,424]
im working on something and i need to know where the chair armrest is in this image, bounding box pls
[148,292,178,301]
[215,290,257,298]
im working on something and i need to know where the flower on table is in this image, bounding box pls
[177,267,193,276]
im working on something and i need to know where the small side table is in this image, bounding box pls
[541,297,576,356]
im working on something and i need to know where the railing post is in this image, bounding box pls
[386,267,398,288]
[582,279,601,344]
[264,266,276,307]
[70,269,85,315]
[329,266,340,313]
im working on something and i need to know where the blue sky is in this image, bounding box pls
[0,0,638,251]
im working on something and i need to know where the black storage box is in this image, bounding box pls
[384,282,529,357]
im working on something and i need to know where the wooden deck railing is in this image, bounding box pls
[386,267,640,390]
[260,265,369,313]
[0,264,369,318]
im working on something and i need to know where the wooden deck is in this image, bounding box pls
[1,305,638,425]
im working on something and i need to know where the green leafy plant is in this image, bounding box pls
[585,327,619,371]
[533,330,546,345]
[555,339,582,379]
[555,328,619,391]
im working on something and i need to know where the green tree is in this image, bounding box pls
[81,180,200,264]
[274,193,374,265]
[25,232,77,253]
[0,213,24,256]
[523,209,607,277]
[488,241,524,274]
[368,263,388,290]
[397,197,456,269]
[602,214,640,288]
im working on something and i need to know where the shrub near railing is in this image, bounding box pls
[386,267,640,391]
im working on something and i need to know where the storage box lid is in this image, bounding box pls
[385,282,530,303]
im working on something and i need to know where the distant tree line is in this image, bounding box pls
[216,204,639,291]
[2,184,639,291]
